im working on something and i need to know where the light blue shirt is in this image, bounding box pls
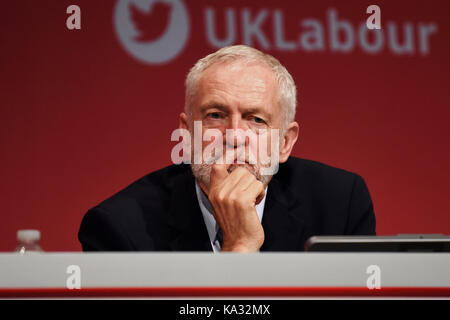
[195,181,267,252]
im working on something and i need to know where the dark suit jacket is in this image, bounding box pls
[78,157,376,251]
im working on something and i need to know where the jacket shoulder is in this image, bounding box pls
[278,157,360,189]
[78,164,192,250]
[96,164,192,211]
[278,157,375,236]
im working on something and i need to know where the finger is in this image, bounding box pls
[209,163,229,189]
[231,168,257,192]
[218,166,252,197]
[244,180,266,205]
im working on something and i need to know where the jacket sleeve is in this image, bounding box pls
[345,174,376,235]
[78,206,135,251]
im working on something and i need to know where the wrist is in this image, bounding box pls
[221,242,261,253]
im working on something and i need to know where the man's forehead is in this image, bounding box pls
[201,61,275,85]
[195,61,278,107]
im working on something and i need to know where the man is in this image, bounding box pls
[78,45,375,252]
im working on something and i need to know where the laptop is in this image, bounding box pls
[304,234,450,252]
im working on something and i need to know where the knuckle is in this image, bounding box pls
[217,190,227,203]
[228,191,239,204]
[232,167,245,177]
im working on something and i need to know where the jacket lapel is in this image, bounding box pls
[166,169,213,252]
[260,177,306,251]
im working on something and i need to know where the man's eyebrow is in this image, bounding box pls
[199,103,272,121]
[199,103,229,113]
[242,107,271,120]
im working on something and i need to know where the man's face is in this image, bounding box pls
[187,61,283,190]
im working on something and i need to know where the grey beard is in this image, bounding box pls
[190,162,272,191]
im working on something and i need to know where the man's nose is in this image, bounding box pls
[225,115,247,148]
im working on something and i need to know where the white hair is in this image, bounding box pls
[184,45,297,131]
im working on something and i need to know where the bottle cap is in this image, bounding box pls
[17,230,41,242]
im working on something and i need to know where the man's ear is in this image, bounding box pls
[278,121,299,163]
[179,112,189,130]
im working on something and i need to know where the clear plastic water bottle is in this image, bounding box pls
[14,230,44,254]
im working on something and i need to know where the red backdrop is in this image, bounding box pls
[1,0,449,252]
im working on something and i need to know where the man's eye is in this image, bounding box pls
[207,112,221,119]
[253,117,265,124]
